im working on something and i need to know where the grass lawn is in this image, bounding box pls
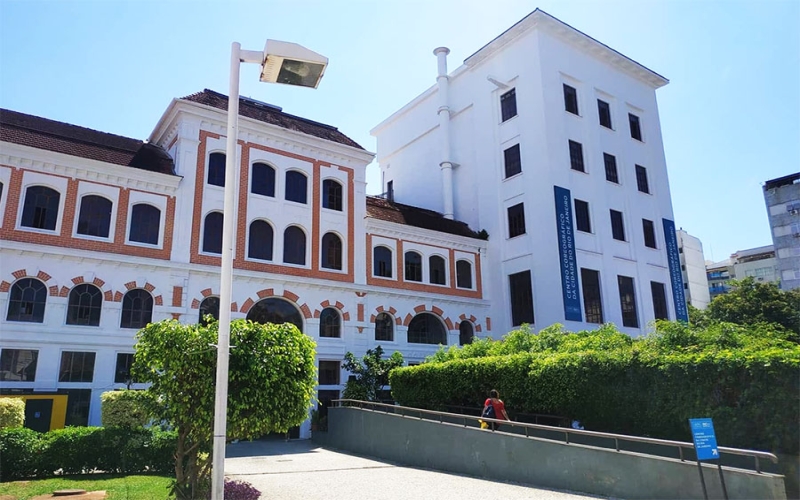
[0,474,173,500]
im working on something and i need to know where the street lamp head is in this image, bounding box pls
[260,39,328,89]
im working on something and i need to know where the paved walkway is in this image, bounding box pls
[224,438,611,500]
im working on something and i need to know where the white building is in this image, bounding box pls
[676,229,710,309]
[372,9,687,337]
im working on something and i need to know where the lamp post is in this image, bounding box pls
[212,40,327,500]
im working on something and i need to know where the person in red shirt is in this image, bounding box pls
[483,389,510,430]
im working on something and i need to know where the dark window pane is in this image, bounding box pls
[319,360,340,385]
[248,220,274,261]
[575,200,591,233]
[500,88,517,122]
[629,113,642,141]
[120,289,153,329]
[0,349,38,381]
[199,296,220,325]
[429,255,446,285]
[283,226,306,265]
[643,219,657,249]
[60,388,91,427]
[509,271,534,326]
[246,298,303,332]
[21,186,60,230]
[208,152,226,187]
[651,281,669,320]
[581,268,603,324]
[7,278,46,323]
[504,144,522,178]
[129,204,160,245]
[375,313,393,341]
[66,284,102,326]
[507,203,526,238]
[636,165,650,194]
[203,212,223,254]
[404,252,422,282]
[618,275,639,328]
[373,247,392,278]
[568,140,584,172]
[285,171,307,204]
[0,182,4,204]
[319,308,340,338]
[563,84,579,115]
[456,260,472,289]
[251,163,275,197]
[322,233,342,270]
[408,313,446,345]
[59,351,96,383]
[459,322,474,346]
[323,179,343,211]
[598,99,612,128]
[604,153,619,183]
[114,353,139,384]
[77,195,112,238]
[610,210,626,241]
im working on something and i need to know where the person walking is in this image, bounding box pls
[481,389,510,430]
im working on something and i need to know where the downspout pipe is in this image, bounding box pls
[434,47,454,220]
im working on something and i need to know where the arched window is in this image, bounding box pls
[7,278,47,323]
[129,204,161,245]
[199,296,220,326]
[208,152,226,187]
[373,246,392,278]
[404,251,422,282]
[66,284,102,326]
[120,289,153,329]
[251,162,275,197]
[285,171,307,204]
[248,220,274,261]
[21,186,60,230]
[321,232,342,270]
[246,298,303,332]
[283,226,306,265]
[456,260,473,289]
[459,322,474,346]
[407,313,446,345]
[203,212,223,254]
[77,195,112,238]
[429,255,446,285]
[375,313,393,342]
[319,308,341,338]
[322,179,343,211]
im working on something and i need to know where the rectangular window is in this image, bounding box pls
[597,99,612,128]
[581,268,603,324]
[604,153,619,183]
[617,275,639,328]
[635,165,650,193]
[563,84,579,115]
[114,353,139,384]
[500,88,517,122]
[0,349,38,381]
[507,203,526,238]
[60,389,92,427]
[643,219,657,249]
[574,199,591,233]
[629,113,642,141]
[59,351,96,383]
[503,144,522,178]
[610,210,626,241]
[651,281,669,320]
[568,140,584,172]
[509,271,534,326]
[318,361,340,385]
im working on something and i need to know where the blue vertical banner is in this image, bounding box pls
[554,186,582,322]
[663,218,689,322]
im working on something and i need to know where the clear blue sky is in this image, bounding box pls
[1,0,798,262]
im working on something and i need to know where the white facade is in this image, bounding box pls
[372,9,684,336]
[676,229,710,309]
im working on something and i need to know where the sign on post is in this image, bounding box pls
[689,418,719,461]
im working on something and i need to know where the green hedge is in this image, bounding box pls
[0,426,176,481]
[0,398,25,429]
[390,322,800,455]
[100,390,153,428]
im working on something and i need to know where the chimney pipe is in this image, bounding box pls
[434,47,454,220]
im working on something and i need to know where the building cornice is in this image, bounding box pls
[365,218,486,251]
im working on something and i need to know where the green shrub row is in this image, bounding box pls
[0,426,176,481]
[0,398,25,429]
[390,322,800,454]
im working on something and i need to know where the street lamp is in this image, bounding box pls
[212,40,327,500]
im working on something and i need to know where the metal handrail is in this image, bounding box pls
[332,399,778,473]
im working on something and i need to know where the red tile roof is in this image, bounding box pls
[366,196,481,239]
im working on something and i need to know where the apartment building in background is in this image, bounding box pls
[706,245,778,298]
[675,229,710,309]
[763,173,800,290]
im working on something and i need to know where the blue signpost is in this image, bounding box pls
[689,418,728,500]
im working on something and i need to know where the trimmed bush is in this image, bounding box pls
[221,479,261,500]
[0,397,25,429]
[100,390,152,428]
[0,427,45,480]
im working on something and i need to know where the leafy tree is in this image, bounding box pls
[342,346,403,401]
[705,277,800,338]
[133,319,316,499]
